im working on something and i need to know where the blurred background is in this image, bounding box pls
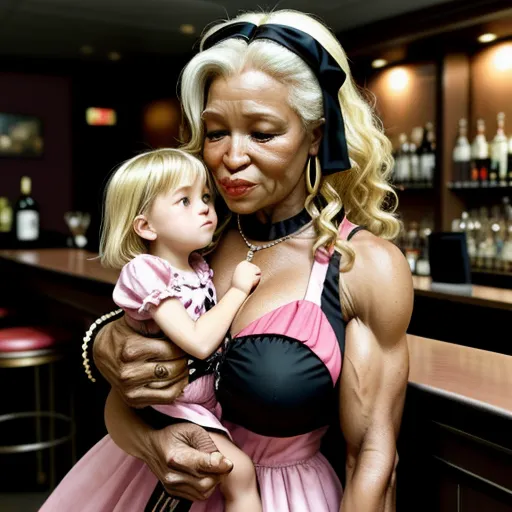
[0,0,511,510]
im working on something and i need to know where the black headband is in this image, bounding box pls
[202,22,351,175]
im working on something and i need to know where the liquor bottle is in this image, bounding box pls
[0,197,13,233]
[418,122,435,186]
[502,203,512,273]
[489,112,508,186]
[471,119,490,187]
[409,127,423,184]
[394,133,411,185]
[14,176,39,242]
[507,135,512,186]
[452,118,471,185]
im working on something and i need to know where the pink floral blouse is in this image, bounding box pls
[113,253,217,333]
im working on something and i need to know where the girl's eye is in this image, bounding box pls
[205,130,228,141]
[252,132,275,142]
[202,193,211,203]
[180,197,190,206]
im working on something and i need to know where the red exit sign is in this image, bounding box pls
[86,107,117,126]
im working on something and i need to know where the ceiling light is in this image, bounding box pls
[478,33,497,43]
[80,45,94,55]
[493,44,512,71]
[180,24,196,35]
[388,68,409,91]
[372,59,388,69]
[107,51,121,61]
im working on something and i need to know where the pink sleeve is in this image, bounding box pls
[113,254,179,321]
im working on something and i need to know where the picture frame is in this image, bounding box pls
[0,112,44,158]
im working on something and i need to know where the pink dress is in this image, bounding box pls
[40,218,359,512]
[111,253,225,431]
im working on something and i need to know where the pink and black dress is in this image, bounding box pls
[111,252,227,432]
[40,210,363,512]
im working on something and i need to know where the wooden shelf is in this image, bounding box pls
[448,182,512,191]
[394,182,435,191]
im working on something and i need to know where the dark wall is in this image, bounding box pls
[0,72,72,234]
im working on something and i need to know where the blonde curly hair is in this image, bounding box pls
[179,9,399,270]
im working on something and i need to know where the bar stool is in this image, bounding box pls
[0,326,76,490]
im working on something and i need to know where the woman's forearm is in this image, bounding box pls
[340,442,397,512]
[104,388,153,460]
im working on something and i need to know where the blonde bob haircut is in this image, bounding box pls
[100,148,212,269]
[179,9,399,270]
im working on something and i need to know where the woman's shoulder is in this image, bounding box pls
[340,230,413,322]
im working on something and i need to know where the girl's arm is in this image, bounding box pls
[152,260,260,360]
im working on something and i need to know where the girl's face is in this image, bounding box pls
[201,69,322,219]
[142,177,218,256]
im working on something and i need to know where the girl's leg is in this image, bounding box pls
[210,432,262,512]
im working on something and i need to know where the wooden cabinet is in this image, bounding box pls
[398,386,512,511]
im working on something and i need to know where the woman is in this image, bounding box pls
[59,9,412,512]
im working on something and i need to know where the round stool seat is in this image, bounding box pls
[0,327,70,353]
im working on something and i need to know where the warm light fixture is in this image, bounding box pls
[493,43,512,71]
[80,45,94,55]
[180,24,196,35]
[107,51,121,61]
[478,33,497,43]
[372,59,388,69]
[388,68,409,91]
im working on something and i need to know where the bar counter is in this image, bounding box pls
[0,248,511,510]
[1,247,512,309]
[0,247,511,413]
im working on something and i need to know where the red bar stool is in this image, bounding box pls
[0,326,76,490]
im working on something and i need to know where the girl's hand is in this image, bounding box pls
[231,260,262,295]
[93,315,189,408]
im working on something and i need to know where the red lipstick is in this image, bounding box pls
[218,178,257,198]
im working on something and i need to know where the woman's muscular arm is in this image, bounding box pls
[339,234,413,512]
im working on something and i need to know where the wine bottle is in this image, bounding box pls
[0,197,13,233]
[490,112,508,186]
[471,119,490,187]
[418,122,435,186]
[14,176,39,242]
[452,118,471,186]
[409,127,423,184]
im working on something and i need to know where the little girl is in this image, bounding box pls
[40,148,262,512]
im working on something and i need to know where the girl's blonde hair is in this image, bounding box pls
[179,9,399,270]
[100,148,212,269]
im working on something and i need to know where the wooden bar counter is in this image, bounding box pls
[1,248,511,510]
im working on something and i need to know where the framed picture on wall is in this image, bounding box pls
[0,112,44,157]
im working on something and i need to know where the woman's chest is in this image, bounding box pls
[209,229,315,335]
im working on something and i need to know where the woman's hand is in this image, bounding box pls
[93,315,189,408]
[147,423,234,501]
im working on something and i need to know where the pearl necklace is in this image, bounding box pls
[237,214,313,262]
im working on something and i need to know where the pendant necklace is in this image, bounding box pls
[237,214,313,262]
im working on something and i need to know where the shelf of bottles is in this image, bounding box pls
[450,113,512,190]
[391,123,436,190]
[396,215,435,277]
[452,196,512,275]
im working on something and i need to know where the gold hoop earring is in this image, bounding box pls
[306,156,321,194]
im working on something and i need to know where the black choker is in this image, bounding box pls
[238,208,312,242]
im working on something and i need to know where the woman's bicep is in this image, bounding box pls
[339,236,412,471]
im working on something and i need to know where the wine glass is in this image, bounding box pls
[64,211,91,248]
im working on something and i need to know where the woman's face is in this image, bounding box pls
[202,69,322,219]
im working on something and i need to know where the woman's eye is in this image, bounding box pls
[202,193,211,203]
[205,130,228,141]
[252,132,275,142]
[180,197,190,206]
